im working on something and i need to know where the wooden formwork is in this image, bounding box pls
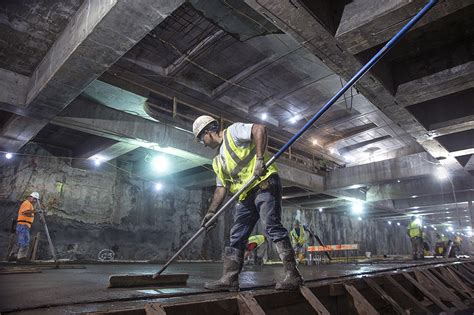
[88,261,474,315]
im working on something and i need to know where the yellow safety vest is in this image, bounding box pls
[212,129,278,201]
[290,227,305,246]
[408,221,422,238]
[248,235,265,248]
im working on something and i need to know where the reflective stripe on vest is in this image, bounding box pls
[408,221,422,238]
[213,129,277,201]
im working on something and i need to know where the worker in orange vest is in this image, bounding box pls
[15,192,40,262]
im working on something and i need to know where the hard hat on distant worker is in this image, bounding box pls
[192,115,218,140]
[29,192,40,199]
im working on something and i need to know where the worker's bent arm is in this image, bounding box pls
[208,186,227,213]
[251,124,267,159]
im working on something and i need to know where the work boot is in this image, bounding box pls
[17,246,29,263]
[275,238,304,290]
[204,247,244,291]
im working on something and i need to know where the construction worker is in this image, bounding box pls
[453,234,462,255]
[245,234,266,264]
[290,220,306,264]
[407,216,423,260]
[435,233,448,256]
[194,115,303,291]
[15,192,40,262]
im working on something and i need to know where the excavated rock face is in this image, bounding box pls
[0,145,230,261]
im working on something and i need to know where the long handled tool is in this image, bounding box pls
[108,0,438,288]
[36,202,59,268]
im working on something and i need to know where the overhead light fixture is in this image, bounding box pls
[396,222,400,226]
[411,195,417,198]
[434,227,437,230]
[352,201,363,215]
[155,182,163,191]
[435,166,448,180]
[5,153,12,159]
[312,139,318,146]
[357,216,362,221]
[151,155,169,173]
[448,226,453,232]
[93,156,104,166]
[431,225,435,228]
[387,221,392,225]
[319,208,323,212]
[290,115,298,124]
[423,226,427,229]
[329,148,335,154]
[261,113,268,121]
[397,179,401,183]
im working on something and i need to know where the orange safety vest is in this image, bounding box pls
[17,200,35,228]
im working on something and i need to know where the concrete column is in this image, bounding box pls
[469,191,473,228]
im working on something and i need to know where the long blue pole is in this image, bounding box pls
[154,0,438,277]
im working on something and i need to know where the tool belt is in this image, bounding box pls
[252,174,278,195]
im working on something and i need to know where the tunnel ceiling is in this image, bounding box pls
[0,0,473,228]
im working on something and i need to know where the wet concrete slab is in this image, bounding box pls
[0,259,462,314]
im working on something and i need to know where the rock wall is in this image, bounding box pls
[280,207,412,257]
[0,145,229,261]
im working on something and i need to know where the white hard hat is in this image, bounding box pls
[29,192,40,199]
[192,115,217,140]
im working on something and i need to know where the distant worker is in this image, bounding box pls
[435,233,448,256]
[15,192,40,262]
[407,216,423,260]
[245,234,266,264]
[194,115,303,291]
[290,220,306,264]
[453,234,463,256]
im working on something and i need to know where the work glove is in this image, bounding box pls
[253,157,266,177]
[201,211,217,231]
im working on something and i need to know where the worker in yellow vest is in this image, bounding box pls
[194,115,303,291]
[15,192,40,262]
[407,216,423,260]
[435,233,448,256]
[453,235,463,255]
[290,220,306,264]
[245,234,266,264]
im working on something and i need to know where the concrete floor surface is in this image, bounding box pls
[0,260,451,313]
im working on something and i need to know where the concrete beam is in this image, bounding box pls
[24,0,185,119]
[393,191,473,209]
[52,96,324,191]
[367,177,474,202]
[52,96,211,163]
[85,142,139,162]
[396,61,474,107]
[430,115,474,138]
[0,68,28,109]
[335,0,473,55]
[242,0,469,176]
[327,152,439,190]
[0,114,47,152]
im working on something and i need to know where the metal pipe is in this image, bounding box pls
[154,0,438,277]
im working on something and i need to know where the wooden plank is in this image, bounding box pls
[237,292,265,315]
[307,244,359,252]
[344,284,379,315]
[402,273,451,313]
[0,267,42,274]
[418,270,467,310]
[29,232,40,260]
[443,267,474,298]
[5,234,15,260]
[447,265,474,287]
[458,264,474,279]
[385,275,433,315]
[364,278,407,315]
[430,268,471,300]
[145,303,167,315]
[300,286,330,315]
